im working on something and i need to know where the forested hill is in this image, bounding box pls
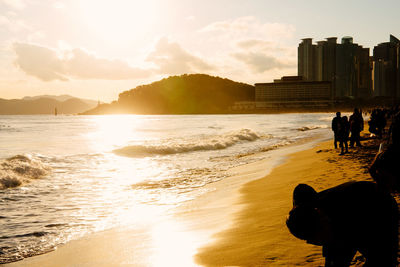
[82,74,255,114]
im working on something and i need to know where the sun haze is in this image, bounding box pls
[0,0,399,101]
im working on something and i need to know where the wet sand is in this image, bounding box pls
[5,136,385,266]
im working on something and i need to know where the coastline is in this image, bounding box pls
[5,134,380,267]
[195,138,379,266]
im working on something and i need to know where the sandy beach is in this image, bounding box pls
[195,138,378,266]
[5,134,386,267]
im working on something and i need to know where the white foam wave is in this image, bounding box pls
[296,125,327,131]
[0,155,50,189]
[131,168,224,192]
[114,129,262,157]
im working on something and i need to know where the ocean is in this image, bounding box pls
[0,114,332,263]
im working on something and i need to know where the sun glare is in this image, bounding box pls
[88,115,142,151]
[151,220,202,267]
[79,0,159,42]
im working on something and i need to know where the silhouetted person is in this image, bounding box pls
[369,111,400,193]
[376,109,387,138]
[368,109,379,136]
[331,112,341,149]
[338,116,349,155]
[369,145,398,193]
[287,181,398,267]
[389,110,400,147]
[349,108,364,147]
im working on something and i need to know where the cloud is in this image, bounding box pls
[200,16,295,41]
[0,15,31,33]
[236,39,291,52]
[53,2,65,9]
[232,40,296,73]
[13,43,67,81]
[233,52,293,73]
[196,16,297,75]
[1,0,26,9]
[234,38,296,70]
[13,42,152,81]
[0,15,11,27]
[146,37,215,74]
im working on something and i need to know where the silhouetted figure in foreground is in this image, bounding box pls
[287,181,398,267]
[349,108,364,147]
[369,111,400,193]
[369,145,399,193]
[331,112,341,149]
[338,116,349,155]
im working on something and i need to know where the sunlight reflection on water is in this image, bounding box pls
[0,114,331,263]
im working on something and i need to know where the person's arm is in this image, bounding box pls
[323,244,356,267]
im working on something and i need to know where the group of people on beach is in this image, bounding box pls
[331,108,364,155]
[287,106,400,266]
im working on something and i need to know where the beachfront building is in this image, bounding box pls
[372,35,400,98]
[298,37,372,99]
[255,76,332,109]
[230,101,256,111]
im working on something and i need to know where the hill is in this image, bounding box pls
[0,97,97,115]
[22,94,97,107]
[83,74,255,114]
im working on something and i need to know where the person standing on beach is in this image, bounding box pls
[349,108,364,147]
[286,181,398,267]
[338,116,349,155]
[331,112,341,149]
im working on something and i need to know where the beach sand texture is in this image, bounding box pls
[195,139,377,267]
[5,137,391,267]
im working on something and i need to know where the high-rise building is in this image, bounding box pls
[298,37,371,98]
[316,37,337,82]
[372,35,400,97]
[298,38,317,81]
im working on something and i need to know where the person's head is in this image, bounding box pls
[293,183,318,207]
[354,108,359,114]
[369,145,399,192]
[288,184,332,245]
[342,116,348,123]
[286,205,332,246]
[287,205,319,240]
[336,112,341,117]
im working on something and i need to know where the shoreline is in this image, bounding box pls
[6,131,385,266]
[4,135,331,267]
[195,137,380,266]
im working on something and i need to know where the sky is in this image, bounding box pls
[0,0,399,102]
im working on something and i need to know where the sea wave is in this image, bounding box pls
[114,129,263,157]
[131,167,224,191]
[296,125,327,131]
[0,155,50,189]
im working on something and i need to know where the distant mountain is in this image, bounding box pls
[83,74,255,115]
[22,95,98,107]
[0,96,98,115]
